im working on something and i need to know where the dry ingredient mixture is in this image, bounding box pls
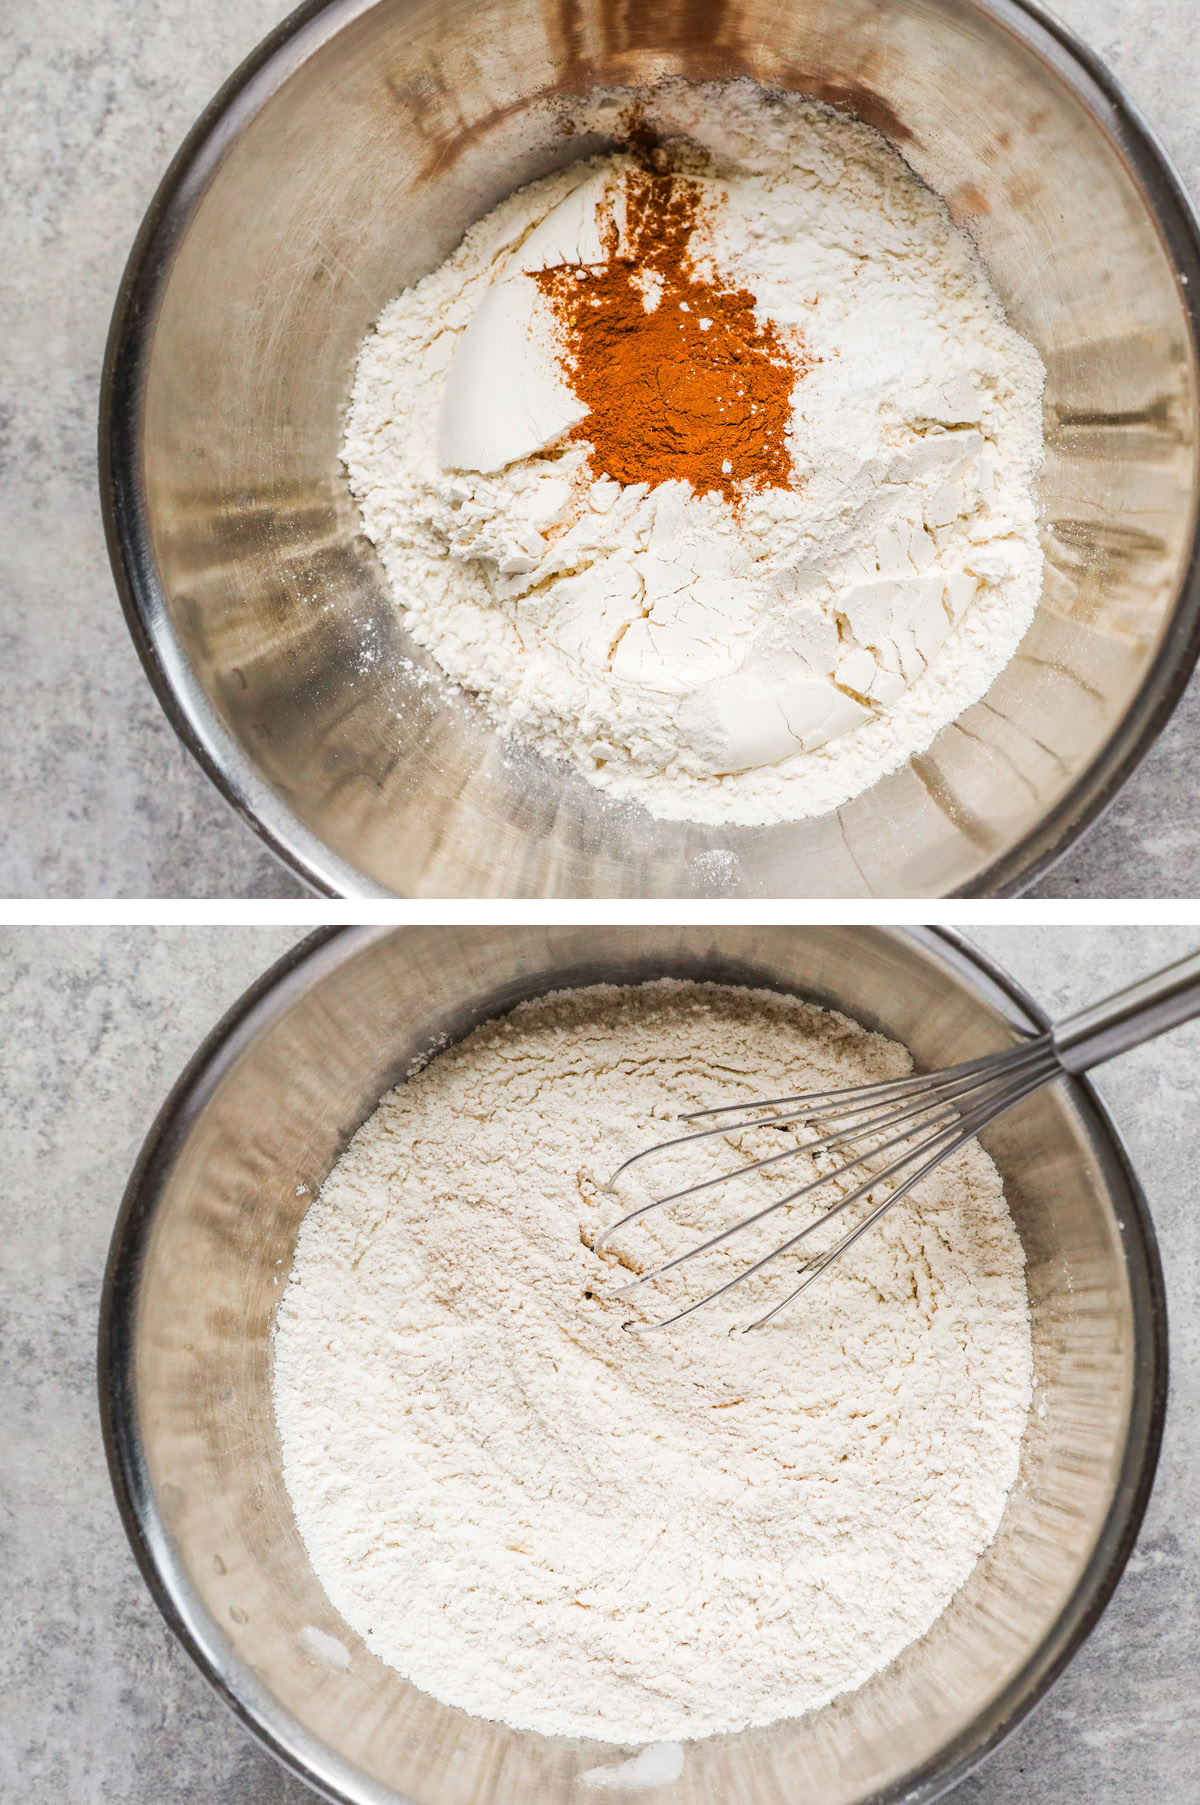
[274,982,1033,1743]
[343,82,1045,826]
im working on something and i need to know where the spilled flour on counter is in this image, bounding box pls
[274,982,1033,1742]
[343,80,1045,826]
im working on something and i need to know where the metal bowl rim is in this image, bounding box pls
[97,924,1169,1805]
[97,0,1200,899]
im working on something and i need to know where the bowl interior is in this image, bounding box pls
[109,0,1200,897]
[105,926,1162,1805]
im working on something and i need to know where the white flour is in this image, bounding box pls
[274,982,1032,1743]
[343,82,1044,826]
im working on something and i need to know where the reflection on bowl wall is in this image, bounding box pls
[100,926,1165,1805]
[102,0,1200,895]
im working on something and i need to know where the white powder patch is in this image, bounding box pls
[298,1625,351,1672]
[344,81,1044,826]
[578,1743,686,1788]
[688,846,739,890]
[274,981,1032,1743]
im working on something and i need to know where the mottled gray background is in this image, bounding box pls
[2,925,1198,1801]
[3,1,1200,896]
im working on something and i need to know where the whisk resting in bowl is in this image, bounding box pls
[600,950,1200,1333]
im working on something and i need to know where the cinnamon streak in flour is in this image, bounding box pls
[533,166,810,508]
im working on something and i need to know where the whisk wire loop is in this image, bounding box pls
[739,1059,1061,1332]
[596,953,1200,1331]
[612,1058,1042,1302]
[598,1039,1051,1257]
[605,1037,1061,1333]
[674,1041,1042,1124]
[600,1052,1021,1193]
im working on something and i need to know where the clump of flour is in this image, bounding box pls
[343,81,1044,826]
[274,981,1032,1743]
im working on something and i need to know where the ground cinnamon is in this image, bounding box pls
[533,167,809,509]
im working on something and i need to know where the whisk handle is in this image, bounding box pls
[1053,949,1200,1073]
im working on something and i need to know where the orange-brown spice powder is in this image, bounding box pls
[533,169,810,509]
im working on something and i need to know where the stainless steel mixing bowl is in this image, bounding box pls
[100,926,1165,1805]
[100,0,1200,897]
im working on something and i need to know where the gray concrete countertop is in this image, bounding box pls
[2,925,1198,1800]
[3,2,1200,897]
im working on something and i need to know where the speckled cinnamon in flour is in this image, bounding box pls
[273,980,1032,1743]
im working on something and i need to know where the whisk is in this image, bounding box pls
[599,949,1200,1333]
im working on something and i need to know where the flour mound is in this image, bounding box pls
[343,81,1045,826]
[274,981,1032,1743]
